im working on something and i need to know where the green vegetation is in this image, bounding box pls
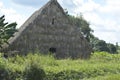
[0,52,120,80]
[86,74,120,80]
[0,15,17,48]
[68,14,93,42]
[91,37,117,54]
[68,14,118,53]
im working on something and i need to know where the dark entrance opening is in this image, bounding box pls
[3,54,8,58]
[49,47,56,53]
[52,18,55,25]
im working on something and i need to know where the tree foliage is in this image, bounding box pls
[68,14,117,54]
[0,15,17,48]
[107,43,117,54]
[90,36,117,53]
[68,14,93,42]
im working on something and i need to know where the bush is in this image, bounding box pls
[0,54,9,79]
[0,54,23,80]
[0,64,9,80]
[24,60,46,80]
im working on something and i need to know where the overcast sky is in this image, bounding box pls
[0,0,120,44]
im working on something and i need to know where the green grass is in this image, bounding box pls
[85,74,120,80]
[0,52,120,80]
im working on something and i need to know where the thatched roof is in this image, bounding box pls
[1,0,92,59]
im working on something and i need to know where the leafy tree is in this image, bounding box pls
[76,15,93,42]
[95,40,109,52]
[90,36,117,53]
[0,15,17,48]
[68,14,93,42]
[107,43,117,54]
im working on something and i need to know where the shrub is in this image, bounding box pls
[0,55,23,80]
[24,60,46,80]
[0,64,9,80]
[0,54,9,79]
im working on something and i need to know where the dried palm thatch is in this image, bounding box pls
[1,0,91,59]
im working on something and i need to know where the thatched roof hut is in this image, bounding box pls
[1,0,91,58]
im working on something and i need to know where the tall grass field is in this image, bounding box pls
[0,52,120,80]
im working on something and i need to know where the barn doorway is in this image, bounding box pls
[49,47,56,53]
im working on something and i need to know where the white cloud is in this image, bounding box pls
[0,1,26,28]
[93,31,119,44]
[0,1,3,7]
[72,0,120,44]
[73,0,100,13]
[84,12,103,25]
[100,0,120,14]
[11,0,48,7]
[73,0,84,6]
